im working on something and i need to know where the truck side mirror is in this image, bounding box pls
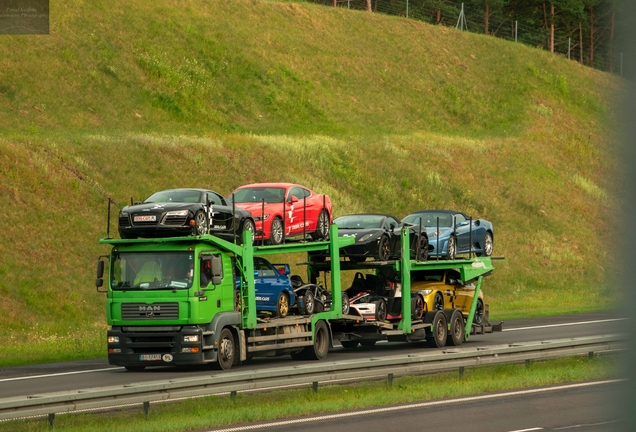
[96,260,105,288]
[211,255,222,285]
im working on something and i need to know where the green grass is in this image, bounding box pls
[0,356,621,432]
[0,0,623,365]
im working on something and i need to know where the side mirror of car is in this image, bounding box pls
[289,196,299,204]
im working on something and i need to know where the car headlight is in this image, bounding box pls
[358,233,375,242]
[255,214,270,221]
[419,290,433,295]
[428,231,442,238]
[166,210,189,216]
[108,336,119,343]
[183,335,199,343]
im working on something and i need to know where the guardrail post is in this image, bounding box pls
[525,359,532,368]
[231,391,237,401]
[143,401,149,416]
[312,381,319,393]
[48,413,55,428]
[387,373,394,386]
[588,351,594,359]
[458,366,464,379]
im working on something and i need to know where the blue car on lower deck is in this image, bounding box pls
[236,257,295,317]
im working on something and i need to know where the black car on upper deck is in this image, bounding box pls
[118,188,255,240]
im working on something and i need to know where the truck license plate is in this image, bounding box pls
[139,354,162,361]
[134,215,156,222]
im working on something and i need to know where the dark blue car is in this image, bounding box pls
[236,257,295,317]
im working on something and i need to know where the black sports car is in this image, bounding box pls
[118,188,255,240]
[310,214,429,262]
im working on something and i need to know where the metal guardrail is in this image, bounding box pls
[0,334,625,423]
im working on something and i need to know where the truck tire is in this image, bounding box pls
[426,311,447,348]
[215,328,235,370]
[302,320,329,360]
[447,309,464,346]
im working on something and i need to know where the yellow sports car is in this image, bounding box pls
[410,269,485,324]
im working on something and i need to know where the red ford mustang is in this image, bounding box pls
[229,183,332,245]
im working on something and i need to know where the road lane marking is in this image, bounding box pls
[0,367,123,383]
[503,318,627,332]
[554,420,620,429]
[507,428,543,432]
[205,379,623,432]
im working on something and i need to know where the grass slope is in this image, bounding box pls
[0,0,622,365]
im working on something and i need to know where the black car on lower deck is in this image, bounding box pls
[118,188,255,240]
[309,214,429,262]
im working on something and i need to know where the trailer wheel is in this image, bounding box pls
[360,340,377,347]
[447,310,464,346]
[302,320,329,360]
[340,340,359,349]
[215,328,235,370]
[426,311,447,348]
[302,290,315,315]
[124,366,145,372]
[474,298,484,325]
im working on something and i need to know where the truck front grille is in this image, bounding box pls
[121,303,179,320]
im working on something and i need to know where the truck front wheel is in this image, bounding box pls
[216,328,235,370]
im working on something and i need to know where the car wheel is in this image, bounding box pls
[446,236,457,260]
[374,298,387,322]
[426,311,447,348]
[302,320,329,360]
[276,292,290,318]
[377,236,390,261]
[269,217,284,245]
[433,292,444,311]
[241,218,255,243]
[194,210,208,236]
[340,340,359,349]
[311,210,330,240]
[215,328,235,370]
[412,294,425,320]
[474,298,484,325]
[341,292,350,315]
[360,340,376,347]
[415,235,428,262]
[302,290,315,315]
[477,232,493,257]
[447,309,464,346]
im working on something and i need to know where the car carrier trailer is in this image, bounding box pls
[96,226,499,371]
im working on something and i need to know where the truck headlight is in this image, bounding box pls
[183,335,199,343]
[108,336,119,343]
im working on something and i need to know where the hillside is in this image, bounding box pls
[0,0,622,365]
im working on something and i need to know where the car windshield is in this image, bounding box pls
[111,252,194,290]
[144,190,202,204]
[403,212,454,228]
[230,187,286,204]
[335,215,384,229]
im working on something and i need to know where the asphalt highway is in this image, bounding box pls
[0,311,625,399]
[202,380,623,432]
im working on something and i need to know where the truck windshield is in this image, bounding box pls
[111,252,194,290]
